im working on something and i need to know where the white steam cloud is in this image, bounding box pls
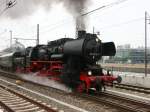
[3,0,89,30]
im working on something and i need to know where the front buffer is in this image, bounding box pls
[77,72,122,93]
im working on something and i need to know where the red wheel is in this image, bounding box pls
[77,82,86,93]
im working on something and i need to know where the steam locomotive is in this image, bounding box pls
[0,31,121,92]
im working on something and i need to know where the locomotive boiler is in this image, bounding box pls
[0,30,121,92]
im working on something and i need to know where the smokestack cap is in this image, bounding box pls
[78,30,86,38]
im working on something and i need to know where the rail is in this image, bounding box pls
[74,92,150,112]
[0,84,57,112]
[112,83,150,94]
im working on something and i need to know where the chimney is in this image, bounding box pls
[78,30,86,38]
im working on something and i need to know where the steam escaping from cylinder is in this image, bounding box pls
[2,0,89,30]
[18,73,72,92]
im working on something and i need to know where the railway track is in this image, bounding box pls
[1,70,150,112]
[1,69,149,94]
[112,83,150,94]
[0,70,19,80]
[74,92,150,112]
[0,70,93,112]
[0,84,57,112]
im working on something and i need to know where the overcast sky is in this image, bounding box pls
[0,0,150,50]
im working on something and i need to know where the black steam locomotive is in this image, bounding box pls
[0,31,121,92]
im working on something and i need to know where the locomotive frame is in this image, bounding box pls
[0,30,122,93]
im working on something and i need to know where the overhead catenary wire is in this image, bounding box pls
[13,35,36,38]
[0,30,7,36]
[0,0,17,16]
[0,8,8,16]
[0,0,6,6]
[39,19,73,34]
[81,0,129,16]
[11,17,144,39]
[0,0,132,43]
[99,17,144,30]
[1,0,129,36]
[38,0,130,34]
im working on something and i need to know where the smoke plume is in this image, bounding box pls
[62,0,88,30]
[2,0,89,30]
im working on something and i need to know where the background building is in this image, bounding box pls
[104,44,150,64]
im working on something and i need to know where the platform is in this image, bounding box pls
[113,71,150,88]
